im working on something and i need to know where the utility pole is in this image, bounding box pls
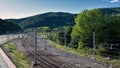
[93,31,96,60]
[64,29,67,49]
[6,31,9,42]
[33,28,38,66]
[6,31,8,42]
[44,32,47,50]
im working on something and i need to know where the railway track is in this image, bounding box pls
[16,33,77,68]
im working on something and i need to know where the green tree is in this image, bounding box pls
[71,9,106,48]
[57,26,72,45]
[37,27,50,32]
[71,9,120,58]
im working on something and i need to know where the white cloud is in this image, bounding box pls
[103,0,120,3]
[110,0,120,3]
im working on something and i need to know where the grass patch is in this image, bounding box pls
[47,40,93,58]
[1,42,31,68]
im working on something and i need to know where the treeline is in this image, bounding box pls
[0,18,22,34]
[47,26,73,46]
[46,9,120,59]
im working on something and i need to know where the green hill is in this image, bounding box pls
[99,7,120,15]
[6,12,76,29]
[0,18,22,34]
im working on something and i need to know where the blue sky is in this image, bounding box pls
[0,0,120,19]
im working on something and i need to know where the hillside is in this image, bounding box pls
[99,7,120,15]
[0,19,22,34]
[5,7,120,29]
[6,12,76,29]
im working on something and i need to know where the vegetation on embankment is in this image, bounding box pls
[47,40,120,68]
[0,42,31,68]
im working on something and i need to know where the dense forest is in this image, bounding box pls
[99,7,120,15]
[6,12,76,29]
[0,19,22,34]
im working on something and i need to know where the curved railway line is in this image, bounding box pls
[15,33,78,68]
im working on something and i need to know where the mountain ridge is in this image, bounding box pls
[6,12,76,28]
[5,7,120,29]
[0,18,22,34]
